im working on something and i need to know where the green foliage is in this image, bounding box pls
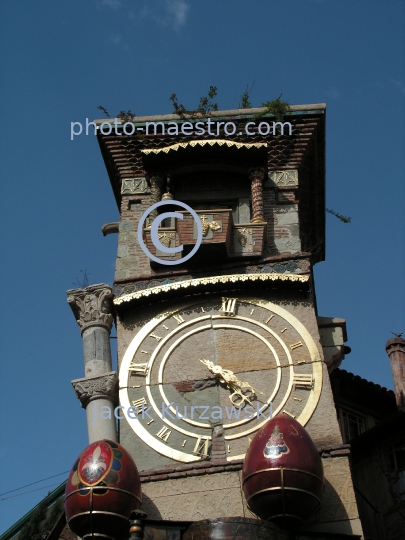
[170,86,218,117]
[18,499,47,540]
[18,497,64,540]
[238,82,254,109]
[97,106,135,121]
[169,93,187,116]
[97,105,110,118]
[326,208,352,223]
[116,109,136,121]
[73,269,91,288]
[197,86,218,114]
[42,498,64,533]
[255,94,290,121]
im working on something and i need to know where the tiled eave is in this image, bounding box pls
[96,104,325,207]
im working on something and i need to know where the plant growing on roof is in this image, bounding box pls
[170,86,218,118]
[238,82,255,109]
[326,208,352,223]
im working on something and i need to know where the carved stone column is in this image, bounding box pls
[148,173,165,222]
[72,372,118,442]
[67,284,114,377]
[249,167,266,223]
[67,284,117,442]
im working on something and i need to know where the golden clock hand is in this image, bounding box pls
[200,358,265,397]
[200,359,239,386]
[235,378,266,397]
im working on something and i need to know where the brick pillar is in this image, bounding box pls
[385,336,405,410]
[248,167,266,223]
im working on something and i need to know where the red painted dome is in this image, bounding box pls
[242,416,324,527]
[65,440,141,540]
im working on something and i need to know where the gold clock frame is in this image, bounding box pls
[118,297,323,463]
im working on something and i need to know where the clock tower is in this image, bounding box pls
[68,105,363,537]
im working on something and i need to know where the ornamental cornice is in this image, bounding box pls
[141,139,267,155]
[72,372,118,408]
[67,283,114,334]
[113,273,309,306]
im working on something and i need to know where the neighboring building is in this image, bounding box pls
[3,105,403,540]
[331,338,405,539]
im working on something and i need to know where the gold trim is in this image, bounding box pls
[242,466,324,485]
[247,486,322,505]
[120,296,322,462]
[141,139,267,155]
[68,510,134,518]
[65,487,142,504]
[114,273,310,305]
[119,303,211,462]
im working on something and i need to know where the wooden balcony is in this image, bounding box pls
[143,210,267,266]
[143,227,181,264]
[231,223,267,258]
[176,209,234,259]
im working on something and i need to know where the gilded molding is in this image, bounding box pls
[141,139,267,155]
[114,273,309,306]
[72,371,118,408]
[67,284,114,333]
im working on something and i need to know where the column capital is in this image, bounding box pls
[67,283,114,334]
[149,172,165,185]
[248,167,265,182]
[72,372,118,408]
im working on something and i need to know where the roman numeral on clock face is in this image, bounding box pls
[173,314,185,324]
[293,373,314,389]
[220,297,237,316]
[192,436,210,457]
[290,341,303,350]
[129,362,149,375]
[132,397,147,409]
[156,426,171,442]
[150,332,162,342]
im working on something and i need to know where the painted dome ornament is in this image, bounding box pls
[65,440,142,540]
[242,416,324,528]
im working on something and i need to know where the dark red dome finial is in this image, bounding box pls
[242,415,324,527]
[65,440,142,540]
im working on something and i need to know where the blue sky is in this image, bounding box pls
[0,0,404,533]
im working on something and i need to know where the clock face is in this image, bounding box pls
[119,296,322,463]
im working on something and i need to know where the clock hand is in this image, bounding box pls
[200,359,238,385]
[199,359,266,406]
